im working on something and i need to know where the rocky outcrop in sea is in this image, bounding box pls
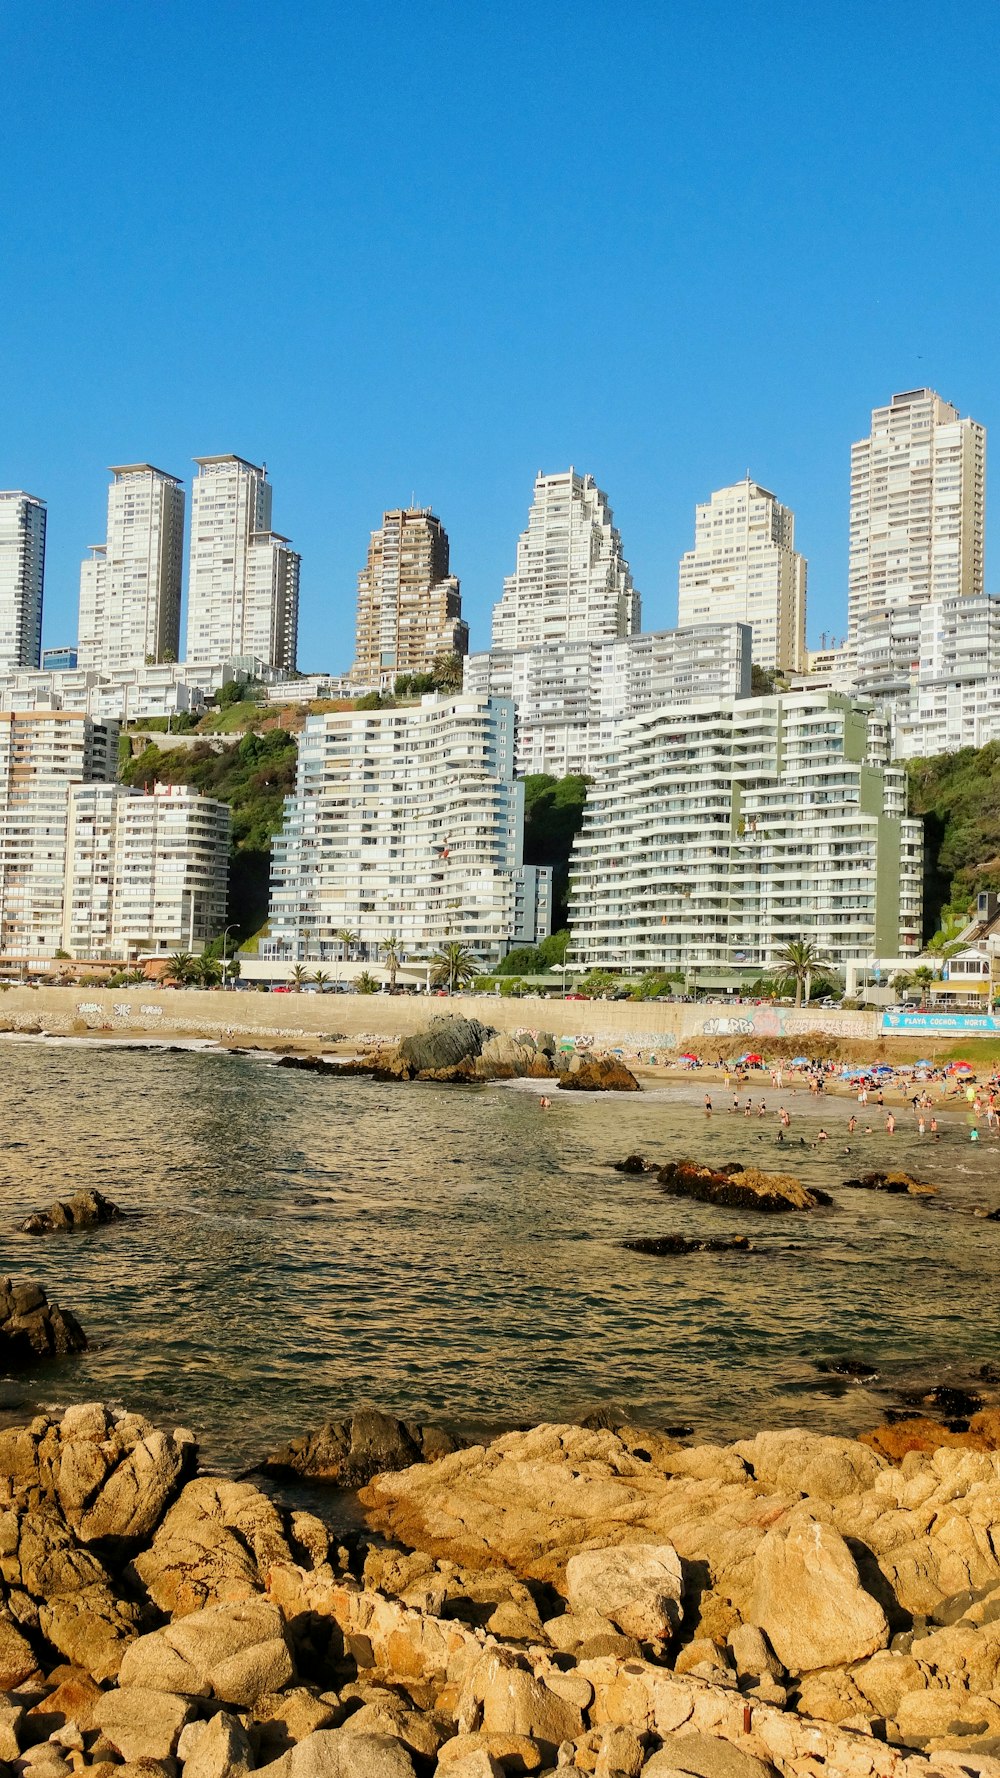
[0,1277,87,1366]
[322,1015,641,1090]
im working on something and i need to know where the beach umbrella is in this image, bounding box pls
[680,1052,699,1061]
[744,1053,764,1064]
[791,1055,810,1065]
[950,1061,975,1073]
[915,1059,933,1068]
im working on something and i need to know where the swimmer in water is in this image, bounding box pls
[539,1096,551,1109]
[817,1129,829,1141]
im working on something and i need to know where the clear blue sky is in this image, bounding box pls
[3,0,999,667]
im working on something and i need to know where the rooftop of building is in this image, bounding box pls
[193,454,267,475]
[108,464,183,483]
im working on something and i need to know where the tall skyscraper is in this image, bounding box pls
[185,455,299,670]
[0,492,46,671]
[847,388,986,651]
[77,465,184,671]
[677,477,806,673]
[492,469,640,649]
[351,507,467,684]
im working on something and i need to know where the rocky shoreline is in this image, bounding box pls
[3,1389,1000,1776]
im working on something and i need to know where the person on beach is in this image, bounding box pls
[744,1096,752,1116]
[779,1106,790,1128]
[731,1094,739,1113]
[931,1116,939,1138]
[704,1094,713,1116]
[847,1114,857,1133]
[758,1100,766,1116]
[817,1128,829,1141]
[918,1115,926,1136]
[539,1096,551,1108]
[885,1112,896,1134]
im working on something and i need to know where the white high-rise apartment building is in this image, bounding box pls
[185,455,300,671]
[677,477,807,673]
[265,694,552,965]
[569,691,922,982]
[0,493,46,671]
[78,466,185,672]
[492,469,640,650]
[464,624,751,777]
[63,781,230,959]
[0,711,118,958]
[848,388,986,652]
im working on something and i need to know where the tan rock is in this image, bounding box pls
[462,1647,584,1745]
[177,1709,253,1778]
[645,1732,778,1778]
[0,1604,40,1688]
[131,1475,293,1616]
[673,1639,729,1677]
[92,1686,192,1761]
[594,1724,645,1775]
[894,1686,1000,1745]
[751,1510,889,1671]
[437,1731,544,1768]
[117,1597,293,1705]
[565,1543,682,1641]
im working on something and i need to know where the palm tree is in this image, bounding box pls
[338,929,358,964]
[775,938,825,1008]
[290,964,309,993]
[194,955,222,988]
[380,934,403,990]
[355,970,379,994]
[164,951,196,986]
[913,963,937,1009]
[312,970,331,992]
[431,941,479,995]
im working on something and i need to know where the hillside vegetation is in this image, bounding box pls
[121,729,298,938]
[522,773,589,928]
[908,742,1000,936]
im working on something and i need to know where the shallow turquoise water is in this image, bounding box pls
[0,1041,997,1471]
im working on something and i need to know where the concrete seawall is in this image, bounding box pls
[0,984,883,1049]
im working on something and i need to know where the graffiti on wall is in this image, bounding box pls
[700,1007,875,1040]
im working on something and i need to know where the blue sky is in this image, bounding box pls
[3,1,999,667]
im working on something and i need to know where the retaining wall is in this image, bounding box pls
[0,985,880,1050]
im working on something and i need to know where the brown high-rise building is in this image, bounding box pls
[351,507,468,684]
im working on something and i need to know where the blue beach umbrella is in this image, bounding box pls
[791,1055,810,1065]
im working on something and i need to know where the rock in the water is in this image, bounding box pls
[621,1235,752,1255]
[613,1153,651,1173]
[558,1056,640,1092]
[263,1405,459,1486]
[0,1402,196,1546]
[399,1016,494,1074]
[0,1276,87,1367]
[658,1160,830,1212]
[840,1170,937,1196]
[751,1509,889,1670]
[18,1189,125,1235]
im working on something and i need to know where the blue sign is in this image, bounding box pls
[881,1009,1000,1035]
